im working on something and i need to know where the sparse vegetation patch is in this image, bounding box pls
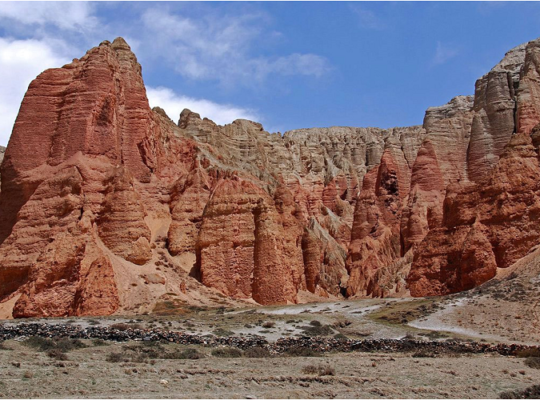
[499,385,540,399]
[301,365,335,376]
[211,347,243,358]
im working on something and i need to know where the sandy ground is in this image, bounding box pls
[0,339,538,399]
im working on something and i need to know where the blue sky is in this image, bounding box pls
[1,2,540,146]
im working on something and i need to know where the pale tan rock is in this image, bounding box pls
[468,45,525,183]
[516,39,540,134]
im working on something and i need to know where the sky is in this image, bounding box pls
[1,2,540,146]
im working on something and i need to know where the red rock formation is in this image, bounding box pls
[252,199,297,305]
[301,228,322,293]
[196,176,298,304]
[13,227,119,317]
[0,166,86,300]
[3,35,540,318]
[0,38,162,316]
[167,165,212,256]
[0,146,5,192]
[344,39,540,299]
[409,132,540,296]
[196,177,262,299]
[346,145,408,297]
[406,39,540,296]
[400,140,446,254]
[97,167,152,265]
[273,184,306,292]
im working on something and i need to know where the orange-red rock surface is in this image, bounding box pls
[2,37,540,317]
[409,131,540,295]
[0,146,4,193]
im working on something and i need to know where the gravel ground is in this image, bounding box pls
[0,339,539,399]
[1,296,538,398]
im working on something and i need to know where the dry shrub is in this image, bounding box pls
[24,337,85,354]
[244,347,271,358]
[211,347,242,358]
[163,348,204,360]
[47,349,68,361]
[301,365,335,376]
[412,349,438,358]
[333,320,352,328]
[301,365,318,374]
[318,366,336,376]
[24,337,56,352]
[499,385,540,399]
[525,358,540,369]
[92,339,109,347]
[300,324,334,337]
[55,338,86,352]
[110,323,130,331]
[517,348,540,358]
[334,333,348,340]
[212,328,234,337]
[284,347,320,357]
[106,352,125,363]
[23,371,33,379]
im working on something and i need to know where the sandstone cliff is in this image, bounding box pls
[1,37,540,318]
[0,38,423,317]
[407,39,540,296]
[0,146,5,192]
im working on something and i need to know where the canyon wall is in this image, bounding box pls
[0,37,539,317]
[0,146,4,192]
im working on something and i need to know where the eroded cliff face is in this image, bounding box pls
[407,39,540,296]
[0,38,427,317]
[347,38,540,298]
[1,36,540,317]
[409,131,540,295]
[0,146,5,192]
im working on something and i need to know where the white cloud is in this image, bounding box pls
[0,2,97,30]
[0,4,326,144]
[267,53,331,78]
[140,9,331,85]
[0,38,69,146]
[432,42,459,66]
[350,5,386,30]
[146,86,260,126]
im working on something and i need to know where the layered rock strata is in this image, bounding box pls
[1,37,540,318]
[407,39,540,295]
[0,38,425,317]
[0,146,5,192]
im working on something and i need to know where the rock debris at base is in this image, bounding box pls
[0,323,537,356]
